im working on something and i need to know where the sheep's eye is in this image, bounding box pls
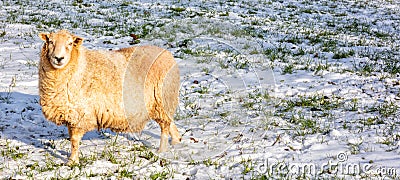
[68,42,73,46]
[48,40,54,45]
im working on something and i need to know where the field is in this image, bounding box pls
[1,0,400,179]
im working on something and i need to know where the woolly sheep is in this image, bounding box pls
[38,30,181,165]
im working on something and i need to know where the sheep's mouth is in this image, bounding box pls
[50,59,67,69]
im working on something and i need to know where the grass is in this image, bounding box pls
[0,53,12,69]
[376,101,398,118]
[332,49,355,59]
[240,157,254,175]
[2,137,174,179]
[277,94,341,113]
[0,76,16,104]
[0,140,26,161]
[282,64,295,74]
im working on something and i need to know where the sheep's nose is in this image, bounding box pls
[55,56,64,63]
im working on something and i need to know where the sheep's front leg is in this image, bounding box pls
[67,126,85,166]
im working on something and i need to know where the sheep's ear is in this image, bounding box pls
[39,33,49,42]
[73,36,84,46]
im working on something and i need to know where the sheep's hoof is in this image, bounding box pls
[158,146,168,153]
[171,138,181,145]
[66,159,79,167]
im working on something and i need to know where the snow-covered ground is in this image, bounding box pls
[1,0,400,179]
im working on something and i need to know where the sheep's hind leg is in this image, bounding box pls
[155,119,170,153]
[67,126,85,166]
[169,121,181,145]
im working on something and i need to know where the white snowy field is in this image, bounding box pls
[1,0,400,179]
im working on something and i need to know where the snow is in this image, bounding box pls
[1,0,400,179]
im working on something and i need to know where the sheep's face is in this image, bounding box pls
[39,30,83,69]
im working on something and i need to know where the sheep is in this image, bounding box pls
[38,30,181,165]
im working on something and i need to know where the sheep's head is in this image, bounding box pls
[39,30,83,69]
